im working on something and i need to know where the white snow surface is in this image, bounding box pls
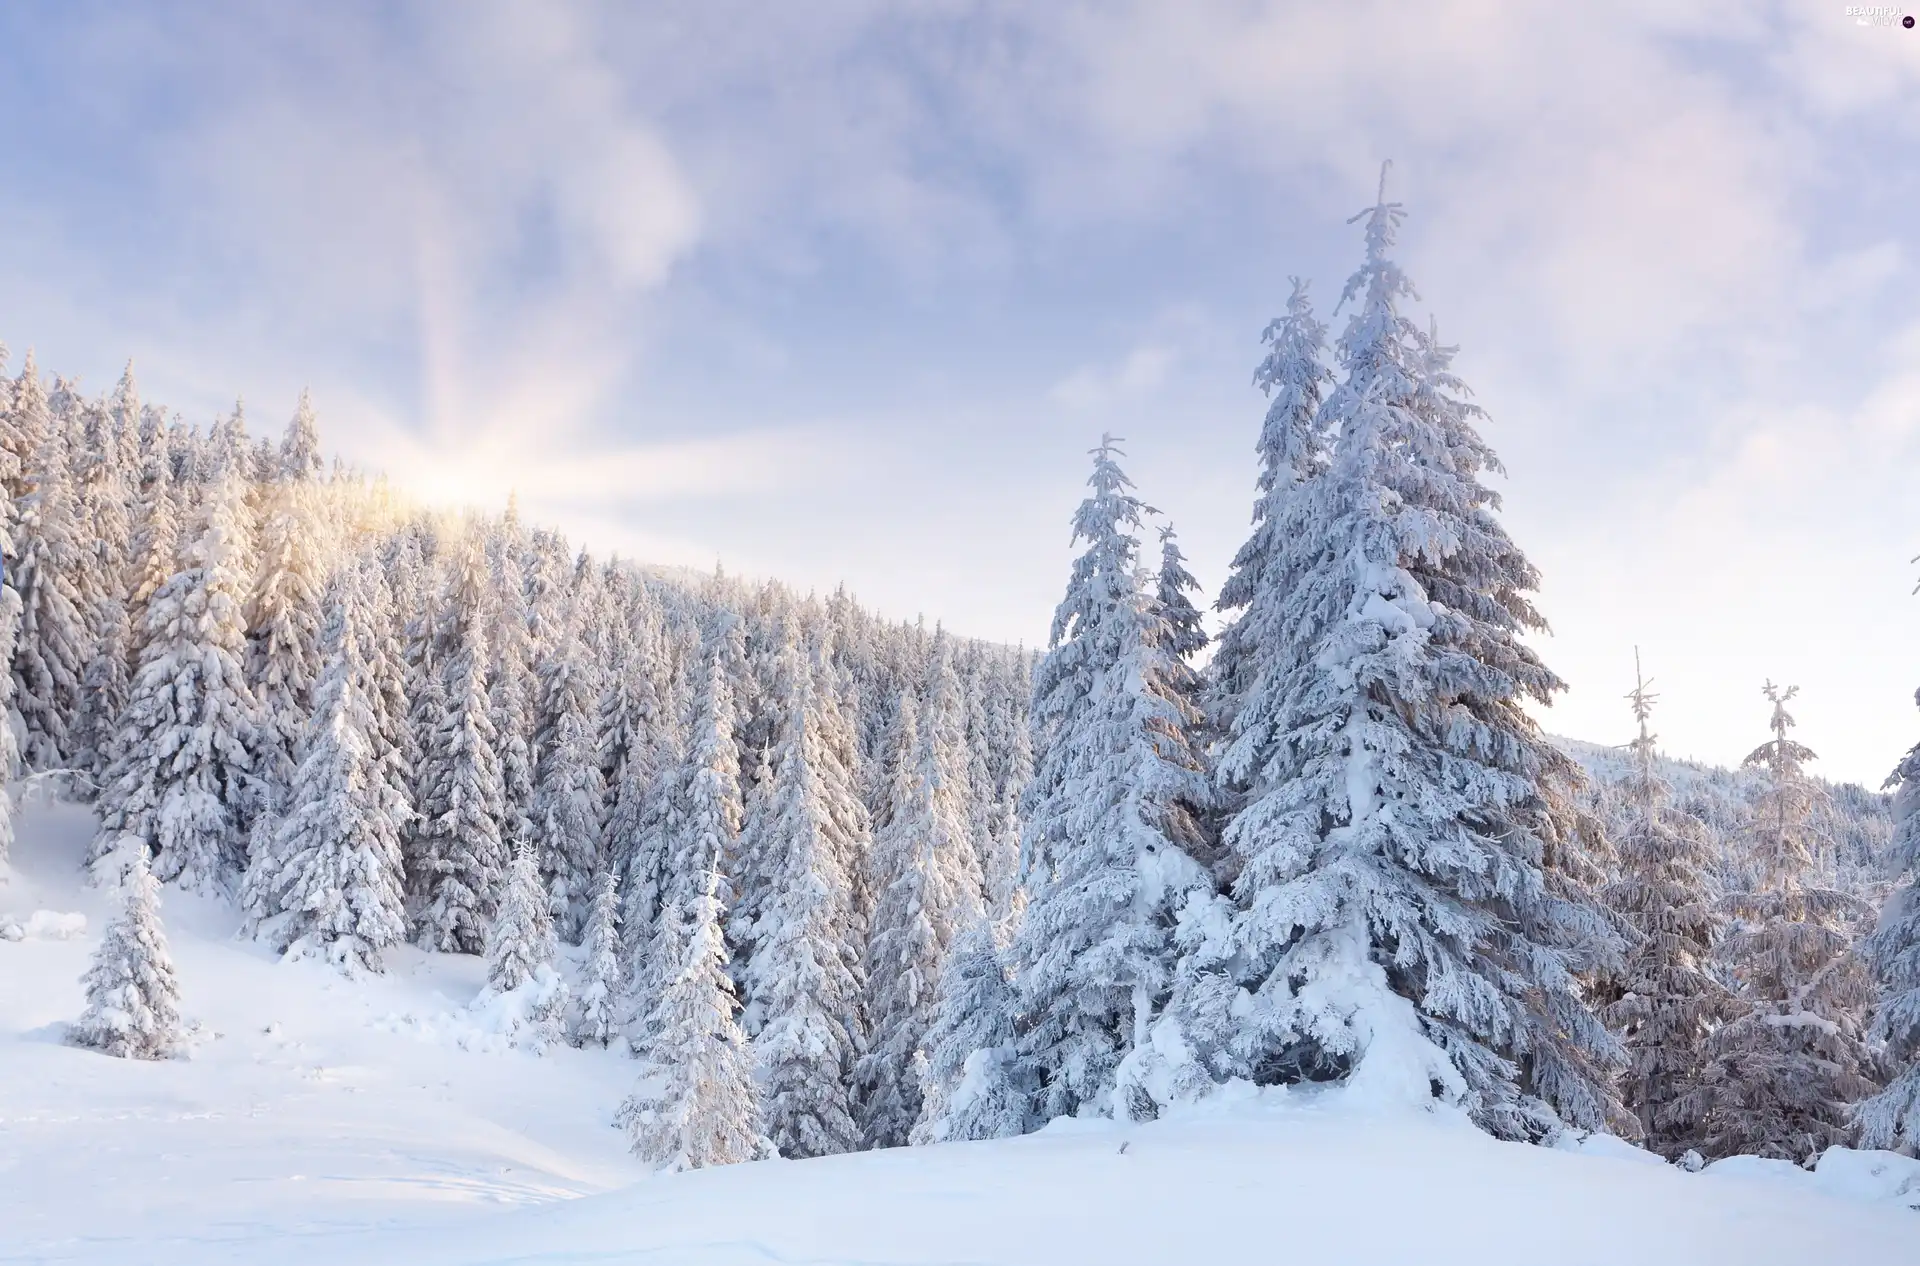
[3,803,1915,1265]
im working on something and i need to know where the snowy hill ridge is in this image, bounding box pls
[5,801,1917,1265]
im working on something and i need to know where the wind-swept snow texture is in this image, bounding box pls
[1,804,1911,1265]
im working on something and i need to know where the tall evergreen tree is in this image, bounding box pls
[620,867,767,1171]
[916,922,1030,1143]
[413,530,508,953]
[1208,277,1332,741]
[487,524,537,859]
[476,843,570,1050]
[239,564,407,972]
[279,388,324,483]
[575,870,622,1048]
[94,472,260,894]
[1860,689,1920,1150]
[69,852,182,1060]
[748,644,867,1158]
[11,369,88,771]
[1675,683,1876,1162]
[245,472,324,812]
[1600,653,1729,1157]
[856,666,984,1148]
[531,581,607,942]
[1209,174,1623,1138]
[1008,438,1213,1124]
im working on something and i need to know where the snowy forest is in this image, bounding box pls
[7,179,1920,1177]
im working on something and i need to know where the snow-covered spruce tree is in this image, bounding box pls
[94,470,260,894]
[1155,523,1208,681]
[983,672,1034,929]
[1860,689,1920,1150]
[924,630,989,908]
[126,453,180,615]
[356,556,417,876]
[612,638,695,1034]
[1600,654,1730,1158]
[0,348,38,502]
[0,357,22,872]
[1207,276,1332,744]
[391,523,442,897]
[11,369,89,771]
[486,842,558,989]
[915,922,1030,1143]
[238,563,407,972]
[414,530,509,954]
[487,521,537,859]
[747,644,867,1159]
[575,869,622,1047]
[624,645,744,1039]
[961,650,1004,904]
[475,843,570,1050]
[0,577,21,875]
[71,371,139,786]
[69,851,182,1059]
[279,388,324,483]
[531,581,607,943]
[856,662,985,1149]
[729,737,778,1027]
[620,867,767,1170]
[1210,177,1623,1139]
[1674,683,1876,1163]
[667,650,745,918]
[1006,437,1213,1124]
[244,444,325,811]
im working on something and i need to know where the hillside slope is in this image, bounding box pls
[3,803,1913,1266]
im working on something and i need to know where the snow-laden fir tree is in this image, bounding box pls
[575,869,622,1048]
[239,562,407,972]
[244,432,325,809]
[0,348,38,501]
[1674,683,1876,1162]
[413,529,508,953]
[983,674,1034,929]
[1005,438,1213,1124]
[612,637,695,1031]
[11,367,89,771]
[69,851,183,1059]
[474,843,570,1050]
[531,579,607,942]
[1207,276,1331,742]
[71,368,139,784]
[93,470,260,894]
[391,524,442,896]
[665,650,745,919]
[624,646,743,1041]
[0,572,21,874]
[915,922,1030,1143]
[1209,173,1623,1138]
[856,656,986,1149]
[279,388,324,483]
[620,866,767,1170]
[924,630,989,909]
[729,738,778,1027]
[1859,689,1920,1150]
[746,643,867,1159]
[1600,653,1729,1157]
[487,521,537,858]
[1154,524,1207,678]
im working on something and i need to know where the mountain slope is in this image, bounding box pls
[3,802,1912,1265]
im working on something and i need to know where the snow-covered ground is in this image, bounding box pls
[3,802,1915,1265]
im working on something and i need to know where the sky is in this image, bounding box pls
[1,1,1918,783]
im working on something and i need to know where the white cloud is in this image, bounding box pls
[1049,344,1175,410]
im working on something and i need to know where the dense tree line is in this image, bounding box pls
[13,167,1920,1171]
